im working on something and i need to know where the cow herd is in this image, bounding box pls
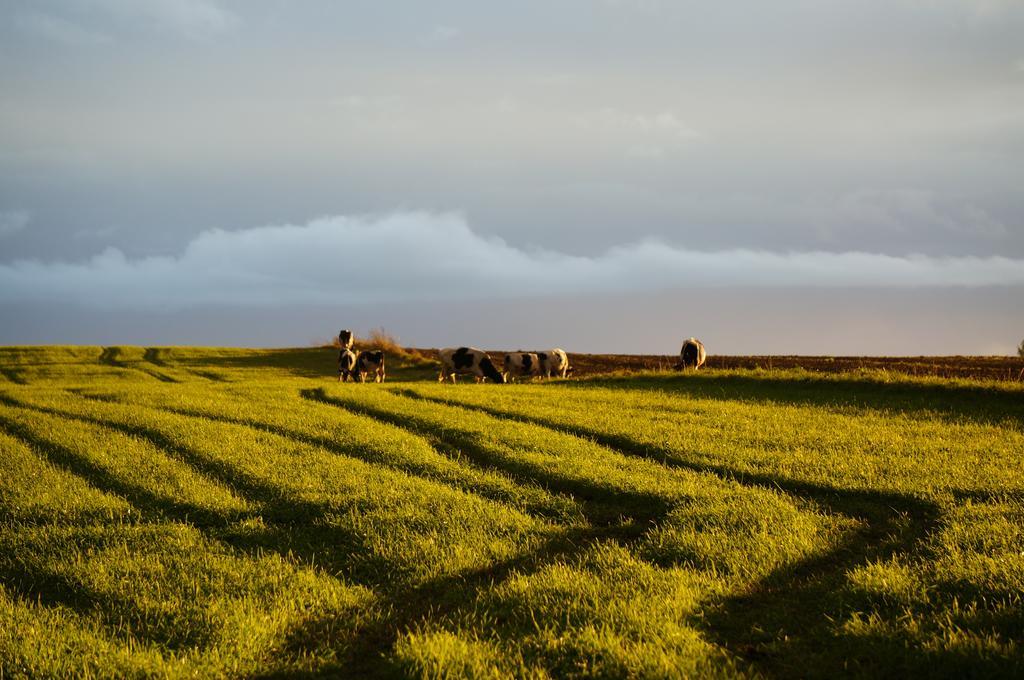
[337,330,707,383]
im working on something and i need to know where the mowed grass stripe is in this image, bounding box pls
[0,429,129,525]
[92,382,586,525]
[400,380,1024,498]
[310,385,845,584]
[0,400,251,527]
[2,388,555,587]
[1,521,377,677]
[2,347,1021,677]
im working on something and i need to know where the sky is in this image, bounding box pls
[1,0,1022,354]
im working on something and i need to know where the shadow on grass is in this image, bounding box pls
[150,403,577,523]
[0,553,216,652]
[98,346,180,383]
[389,390,997,678]
[261,524,654,679]
[301,388,669,529]
[0,395,393,587]
[0,367,29,385]
[560,372,1024,428]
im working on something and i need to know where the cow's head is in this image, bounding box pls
[480,357,506,384]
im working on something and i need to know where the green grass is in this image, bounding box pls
[0,346,1021,678]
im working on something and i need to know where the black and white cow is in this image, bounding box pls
[503,352,541,382]
[537,348,572,378]
[338,329,354,350]
[677,337,707,370]
[438,347,506,383]
[337,348,357,382]
[353,350,386,383]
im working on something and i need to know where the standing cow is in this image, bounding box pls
[337,348,357,382]
[438,347,506,383]
[537,348,572,378]
[677,338,707,370]
[353,350,386,383]
[338,329,354,349]
[503,352,541,382]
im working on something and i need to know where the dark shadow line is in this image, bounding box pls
[393,389,952,676]
[270,523,650,678]
[0,556,213,651]
[302,388,670,529]
[557,373,1024,429]
[0,393,426,589]
[0,367,29,385]
[150,403,579,524]
[143,348,166,366]
[0,412,238,529]
[98,346,179,383]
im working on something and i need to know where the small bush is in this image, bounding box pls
[323,327,433,364]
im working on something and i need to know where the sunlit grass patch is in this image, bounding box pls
[0,346,1022,676]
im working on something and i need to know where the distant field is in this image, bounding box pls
[1,346,1022,678]
[504,352,1024,382]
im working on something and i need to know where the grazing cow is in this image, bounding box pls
[438,347,506,383]
[503,352,541,382]
[353,350,386,383]
[338,329,354,349]
[677,337,707,370]
[337,348,357,382]
[537,348,572,378]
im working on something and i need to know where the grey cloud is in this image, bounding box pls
[2,213,1022,310]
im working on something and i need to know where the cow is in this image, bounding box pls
[676,337,706,370]
[353,350,386,383]
[337,348,357,382]
[338,329,354,349]
[438,347,506,383]
[503,352,541,382]
[537,348,572,378]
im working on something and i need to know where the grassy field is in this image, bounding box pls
[0,346,1022,678]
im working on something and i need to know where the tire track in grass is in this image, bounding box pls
[149,403,582,525]
[98,346,179,383]
[397,388,946,677]
[0,411,239,529]
[298,387,704,675]
[302,388,670,532]
[0,394,394,586]
[10,392,607,675]
[144,347,226,382]
[0,414,246,651]
[0,367,28,385]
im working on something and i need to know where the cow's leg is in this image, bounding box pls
[438,369,446,383]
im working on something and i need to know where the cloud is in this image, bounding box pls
[0,210,31,236]
[1,213,1022,310]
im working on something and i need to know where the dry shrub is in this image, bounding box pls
[317,327,431,364]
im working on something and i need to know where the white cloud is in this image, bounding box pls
[1,213,1021,310]
[0,210,31,236]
